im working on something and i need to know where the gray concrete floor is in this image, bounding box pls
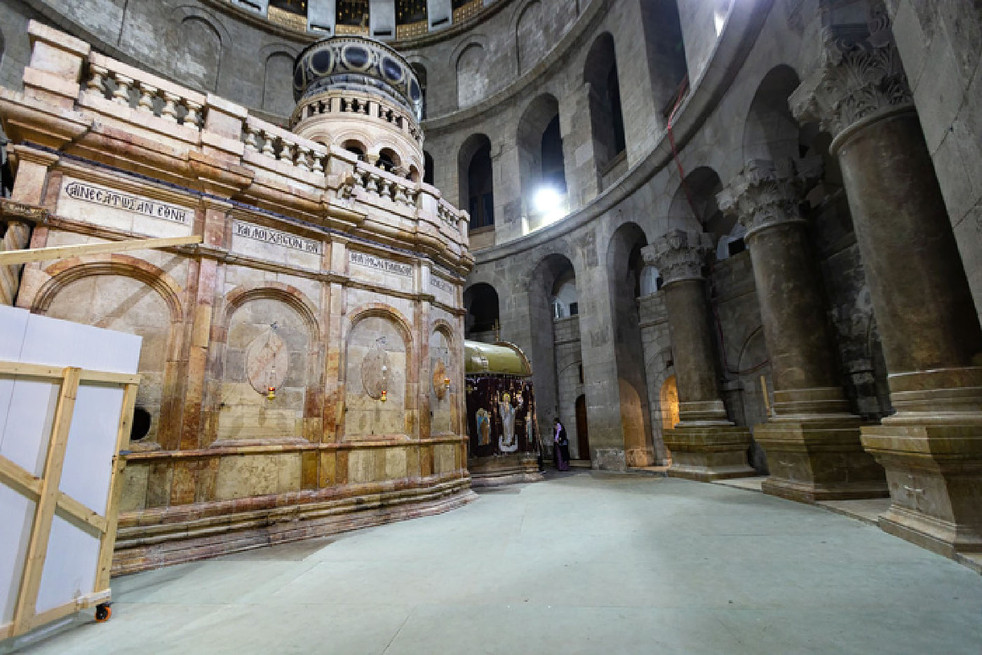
[10,471,982,654]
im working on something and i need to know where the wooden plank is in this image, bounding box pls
[10,367,80,636]
[0,234,202,266]
[77,370,142,385]
[0,453,42,501]
[0,362,65,379]
[55,491,107,537]
[0,361,140,385]
[95,382,139,590]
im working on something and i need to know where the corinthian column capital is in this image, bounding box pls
[789,4,913,145]
[642,229,712,286]
[717,158,821,238]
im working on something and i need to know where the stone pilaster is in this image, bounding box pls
[791,7,982,555]
[0,199,47,305]
[718,159,887,502]
[643,230,754,481]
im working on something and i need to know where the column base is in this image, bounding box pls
[663,425,755,481]
[861,423,982,557]
[755,418,887,503]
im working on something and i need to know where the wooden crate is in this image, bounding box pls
[0,362,140,640]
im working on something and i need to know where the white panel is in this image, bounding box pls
[34,516,100,615]
[0,488,35,624]
[370,0,395,38]
[0,305,29,360]
[428,0,452,28]
[20,313,141,374]
[0,380,60,477]
[308,0,336,33]
[59,384,124,513]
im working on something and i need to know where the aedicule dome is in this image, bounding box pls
[293,36,423,120]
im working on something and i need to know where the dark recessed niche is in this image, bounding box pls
[311,49,333,74]
[343,45,370,69]
[382,57,403,83]
[131,407,151,442]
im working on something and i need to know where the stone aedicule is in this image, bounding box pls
[0,21,475,573]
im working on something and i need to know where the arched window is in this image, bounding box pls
[458,135,494,231]
[423,151,435,185]
[464,283,500,340]
[378,148,401,172]
[584,34,626,178]
[640,0,688,119]
[541,115,566,192]
[410,63,427,119]
[517,95,567,223]
[343,140,366,160]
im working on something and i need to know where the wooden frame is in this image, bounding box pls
[0,361,140,641]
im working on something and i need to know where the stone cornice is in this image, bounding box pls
[643,230,713,286]
[789,4,913,144]
[717,158,820,239]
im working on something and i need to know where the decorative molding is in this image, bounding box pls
[0,199,49,224]
[642,230,713,286]
[789,4,913,140]
[717,158,821,238]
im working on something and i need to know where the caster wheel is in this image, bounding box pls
[95,603,112,622]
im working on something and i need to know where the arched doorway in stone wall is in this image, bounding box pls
[574,393,589,463]
[659,375,680,434]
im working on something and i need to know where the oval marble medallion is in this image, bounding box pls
[245,330,289,395]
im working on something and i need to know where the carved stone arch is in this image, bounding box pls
[448,33,489,69]
[34,256,184,322]
[453,36,490,109]
[512,0,543,76]
[742,64,803,163]
[344,303,415,364]
[429,318,457,434]
[335,130,373,155]
[259,45,300,116]
[523,243,575,294]
[216,282,322,443]
[224,282,319,335]
[342,303,417,439]
[172,5,231,40]
[32,256,186,448]
[171,6,228,92]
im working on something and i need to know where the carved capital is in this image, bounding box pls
[789,5,913,141]
[643,229,712,286]
[717,158,820,238]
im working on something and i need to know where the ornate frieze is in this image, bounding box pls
[642,229,713,286]
[717,158,821,238]
[789,4,913,140]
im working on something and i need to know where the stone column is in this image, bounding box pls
[643,230,754,481]
[791,8,982,556]
[718,159,887,502]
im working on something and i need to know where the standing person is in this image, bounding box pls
[553,418,570,471]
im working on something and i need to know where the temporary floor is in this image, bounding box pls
[7,471,982,654]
